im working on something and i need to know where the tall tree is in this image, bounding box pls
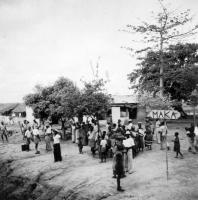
[123,0,198,97]
[128,43,198,102]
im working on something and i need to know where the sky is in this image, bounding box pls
[0,0,198,103]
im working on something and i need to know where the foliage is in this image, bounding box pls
[138,92,171,110]
[128,43,198,101]
[76,79,111,120]
[24,77,80,122]
[24,77,111,123]
[123,0,198,52]
[123,0,198,96]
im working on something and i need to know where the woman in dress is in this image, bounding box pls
[88,125,96,156]
[32,126,41,154]
[53,130,62,162]
[45,125,52,151]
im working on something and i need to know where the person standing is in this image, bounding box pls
[194,123,198,150]
[0,122,8,142]
[88,126,96,156]
[186,123,196,153]
[45,125,52,152]
[32,126,41,154]
[53,130,62,162]
[75,123,80,144]
[137,122,144,152]
[174,132,183,158]
[115,144,125,192]
[144,127,153,150]
[100,135,107,163]
[71,123,76,143]
[155,119,161,143]
[78,136,83,154]
[159,121,167,150]
[123,132,135,174]
[25,126,32,148]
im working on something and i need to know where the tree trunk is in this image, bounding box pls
[61,120,66,140]
[159,38,164,98]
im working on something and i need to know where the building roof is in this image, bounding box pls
[0,103,25,114]
[0,103,18,114]
[111,95,138,104]
[12,104,26,113]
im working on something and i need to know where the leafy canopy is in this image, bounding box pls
[24,77,111,122]
[128,43,198,101]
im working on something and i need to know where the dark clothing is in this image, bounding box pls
[115,150,124,190]
[174,136,183,157]
[188,126,195,141]
[115,151,124,175]
[53,143,62,162]
[174,137,180,152]
[145,131,153,150]
[101,149,107,162]
[78,139,83,153]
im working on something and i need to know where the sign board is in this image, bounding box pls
[147,110,181,120]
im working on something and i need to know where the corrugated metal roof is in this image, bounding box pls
[111,95,138,104]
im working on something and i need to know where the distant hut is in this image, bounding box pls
[0,103,18,116]
[12,104,26,118]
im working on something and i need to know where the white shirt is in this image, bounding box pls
[127,123,133,130]
[100,139,107,148]
[25,130,32,138]
[156,121,160,128]
[53,134,61,144]
[33,129,39,136]
[123,137,135,148]
[159,125,167,136]
[194,126,198,136]
[46,127,52,134]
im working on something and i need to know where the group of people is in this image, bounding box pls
[21,119,62,162]
[2,116,198,192]
[70,118,194,191]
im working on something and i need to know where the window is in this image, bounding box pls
[120,107,127,117]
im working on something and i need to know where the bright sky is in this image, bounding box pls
[0,0,198,103]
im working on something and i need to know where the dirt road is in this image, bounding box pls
[1,123,198,200]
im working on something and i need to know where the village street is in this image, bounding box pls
[1,123,198,200]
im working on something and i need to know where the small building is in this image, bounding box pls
[110,95,139,124]
[12,104,26,117]
[0,103,34,124]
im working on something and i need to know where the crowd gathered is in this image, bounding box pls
[19,119,62,162]
[1,117,198,191]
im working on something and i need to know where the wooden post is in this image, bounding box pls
[165,120,168,181]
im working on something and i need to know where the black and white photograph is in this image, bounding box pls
[1,0,198,199]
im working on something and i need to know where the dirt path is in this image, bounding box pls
[1,123,198,200]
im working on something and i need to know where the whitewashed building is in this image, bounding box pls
[110,95,139,124]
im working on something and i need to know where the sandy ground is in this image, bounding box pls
[1,123,198,200]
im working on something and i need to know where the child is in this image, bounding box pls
[115,144,125,192]
[78,136,83,154]
[174,132,183,158]
[100,135,107,162]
